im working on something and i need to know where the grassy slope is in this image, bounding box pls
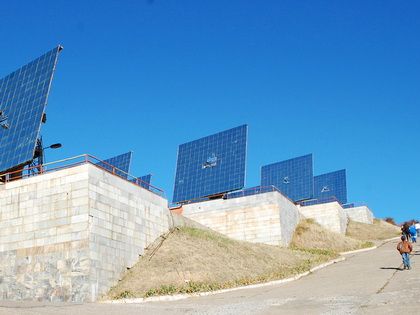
[290,219,372,251]
[346,218,401,240]
[105,219,399,300]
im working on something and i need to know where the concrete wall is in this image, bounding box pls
[344,205,374,224]
[298,202,348,235]
[181,191,300,247]
[0,164,170,302]
[87,165,169,301]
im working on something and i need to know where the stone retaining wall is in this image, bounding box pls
[0,164,169,302]
[181,191,300,247]
[344,205,374,224]
[298,202,348,235]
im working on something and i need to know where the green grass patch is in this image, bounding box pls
[114,290,135,299]
[180,227,236,249]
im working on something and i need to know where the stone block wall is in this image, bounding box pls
[344,205,374,224]
[0,164,170,302]
[87,165,169,300]
[0,165,91,301]
[181,191,300,247]
[298,202,348,235]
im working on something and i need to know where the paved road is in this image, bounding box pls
[1,238,419,314]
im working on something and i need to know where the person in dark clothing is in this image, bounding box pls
[403,223,411,242]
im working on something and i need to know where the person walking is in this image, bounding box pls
[415,221,420,237]
[397,235,413,270]
[410,224,417,243]
[403,223,411,242]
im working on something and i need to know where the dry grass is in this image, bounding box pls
[105,227,336,299]
[346,218,401,240]
[105,219,398,300]
[290,219,372,252]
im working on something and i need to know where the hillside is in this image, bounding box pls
[346,218,401,240]
[104,219,400,300]
[290,219,370,251]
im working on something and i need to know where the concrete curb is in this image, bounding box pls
[340,236,401,255]
[340,246,377,255]
[103,257,345,304]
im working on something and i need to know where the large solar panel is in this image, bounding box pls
[0,46,62,174]
[173,124,248,203]
[260,154,314,201]
[96,151,133,179]
[314,169,347,204]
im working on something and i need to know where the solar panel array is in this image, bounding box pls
[0,46,350,207]
[260,154,314,202]
[96,151,133,179]
[0,46,62,174]
[314,169,347,204]
[173,124,248,203]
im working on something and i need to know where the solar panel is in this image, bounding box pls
[0,46,62,174]
[131,174,153,190]
[173,124,248,203]
[260,154,314,201]
[314,169,347,204]
[96,151,133,179]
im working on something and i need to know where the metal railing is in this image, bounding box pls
[1,154,166,198]
[342,201,367,209]
[170,185,291,207]
[295,196,340,207]
[225,185,292,201]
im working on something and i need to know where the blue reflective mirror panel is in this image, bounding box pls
[260,153,314,202]
[0,46,62,173]
[173,124,248,203]
[96,151,133,179]
[314,169,347,204]
[131,174,152,190]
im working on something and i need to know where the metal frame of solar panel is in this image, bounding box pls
[314,169,347,204]
[260,153,314,202]
[173,124,248,204]
[96,151,133,179]
[0,46,62,175]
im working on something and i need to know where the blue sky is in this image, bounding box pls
[1,1,419,224]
